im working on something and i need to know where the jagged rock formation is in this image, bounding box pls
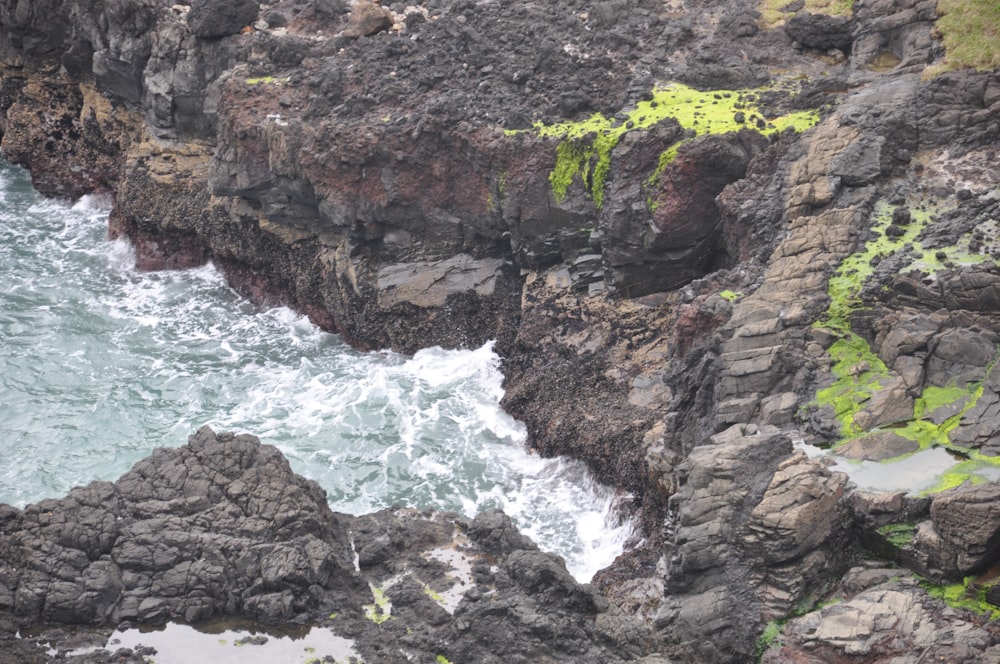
[0,428,659,663]
[3,0,1000,662]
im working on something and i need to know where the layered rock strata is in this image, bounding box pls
[3,0,1000,662]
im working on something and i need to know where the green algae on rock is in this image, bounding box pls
[923,576,1000,619]
[815,201,964,439]
[364,586,392,625]
[517,82,820,208]
[245,76,290,86]
[812,196,1000,489]
[877,522,917,548]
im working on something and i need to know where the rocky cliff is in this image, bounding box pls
[2,0,1000,662]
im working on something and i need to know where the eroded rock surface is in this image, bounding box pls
[0,427,366,628]
[3,0,1000,661]
[0,429,659,663]
[763,570,1000,664]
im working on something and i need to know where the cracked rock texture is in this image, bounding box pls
[3,0,1000,662]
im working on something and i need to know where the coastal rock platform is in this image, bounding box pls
[3,0,1000,661]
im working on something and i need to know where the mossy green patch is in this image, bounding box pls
[931,0,1000,74]
[922,451,1000,494]
[364,586,392,625]
[895,379,985,452]
[924,576,1000,619]
[822,200,937,333]
[811,198,983,436]
[755,620,784,660]
[720,290,744,302]
[877,522,917,548]
[436,656,453,664]
[812,197,1000,488]
[816,334,892,437]
[517,82,820,208]
[759,0,853,27]
[907,223,997,275]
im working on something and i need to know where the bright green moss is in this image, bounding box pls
[436,657,453,664]
[895,380,985,451]
[923,466,983,494]
[914,385,976,419]
[816,334,891,437]
[815,196,992,462]
[922,451,1000,494]
[908,229,994,274]
[755,620,784,659]
[549,140,591,203]
[877,522,917,548]
[364,586,392,625]
[520,82,820,208]
[924,576,1000,619]
[822,200,936,331]
[720,290,744,302]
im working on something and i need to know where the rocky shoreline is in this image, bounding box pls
[3,0,1000,661]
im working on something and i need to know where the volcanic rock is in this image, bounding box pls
[3,0,1000,661]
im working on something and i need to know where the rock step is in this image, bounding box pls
[717,345,785,399]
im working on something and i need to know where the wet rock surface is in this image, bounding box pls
[762,569,1000,664]
[0,429,658,663]
[2,0,1000,661]
[0,427,365,628]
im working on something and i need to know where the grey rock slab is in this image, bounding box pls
[376,254,506,308]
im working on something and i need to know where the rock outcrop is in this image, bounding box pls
[0,428,659,663]
[3,0,1000,662]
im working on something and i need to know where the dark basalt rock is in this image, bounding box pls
[0,430,657,663]
[0,426,366,627]
[785,11,854,52]
[3,0,1000,662]
[188,0,260,39]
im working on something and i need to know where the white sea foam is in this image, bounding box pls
[0,160,636,582]
[70,192,113,213]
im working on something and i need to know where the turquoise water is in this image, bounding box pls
[0,161,633,581]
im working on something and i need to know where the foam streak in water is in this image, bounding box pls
[0,161,632,581]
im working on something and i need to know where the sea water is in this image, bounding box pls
[0,160,634,582]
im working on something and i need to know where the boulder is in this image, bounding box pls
[656,428,851,662]
[0,427,366,626]
[340,1,392,38]
[763,576,1000,663]
[187,0,259,39]
[921,482,1000,576]
[785,12,853,52]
